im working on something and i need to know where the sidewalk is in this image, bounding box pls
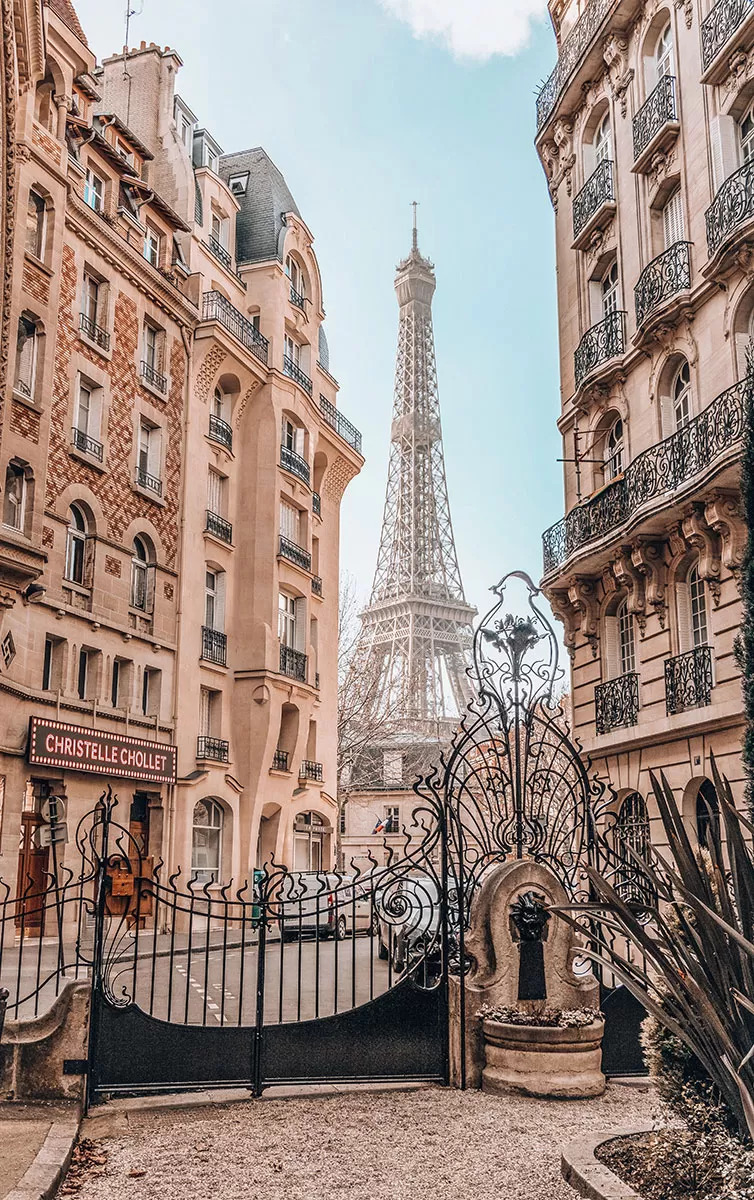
[0,1105,80,1200]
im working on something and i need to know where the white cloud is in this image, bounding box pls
[379,0,549,60]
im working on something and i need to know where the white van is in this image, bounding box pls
[277,872,343,941]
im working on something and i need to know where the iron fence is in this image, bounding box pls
[319,396,363,454]
[279,444,311,485]
[272,749,289,771]
[279,535,311,571]
[208,413,233,451]
[72,427,104,462]
[202,291,269,365]
[205,236,232,272]
[283,355,313,395]
[574,309,625,388]
[140,361,167,394]
[702,0,754,69]
[299,760,323,782]
[312,575,323,597]
[79,312,110,351]
[197,736,229,762]
[634,241,691,327]
[706,160,754,255]
[201,626,227,667]
[665,645,713,715]
[279,644,307,682]
[135,467,162,497]
[206,510,233,544]
[289,285,305,310]
[312,492,321,517]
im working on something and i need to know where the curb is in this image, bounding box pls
[561,1124,655,1200]
[3,1114,80,1200]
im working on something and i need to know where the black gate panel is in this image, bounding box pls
[262,976,446,1086]
[600,985,647,1076]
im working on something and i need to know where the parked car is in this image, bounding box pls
[332,877,380,940]
[376,874,442,971]
[277,872,343,941]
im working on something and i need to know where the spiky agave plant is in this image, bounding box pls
[558,759,754,1142]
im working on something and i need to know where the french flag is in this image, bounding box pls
[372,816,386,834]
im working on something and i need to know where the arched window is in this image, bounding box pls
[25,191,46,260]
[617,599,636,675]
[191,799,224,883]
[605,416,624,481]
[741,104,754,164]
[3,462,31,533]
[615,792,652,904]
[655,24,673,79]
[130,535,154,612]
[34,76,55,132]
[689,564,708,648]
[695,779,720,849]
[285,253,306,303]
[212,387,227,421]
[65,504,88,585]
[672,360,691,429]
[594,112,612,166]
[205,568,226,631]
[601,261,620,317]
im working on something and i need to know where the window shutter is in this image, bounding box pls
[148,429,161,478]
[736,331,751,378]
[83,535,96,589]
[208,469,222,515]
[145,565,156,615]
[294,596,305,651]
[676,580,692,654]
[710,115,739,193]
[604,615,619,679]
[215,571,226,633]
[199,689,210,736]
[295,426,305,458]
[663,190,684,247]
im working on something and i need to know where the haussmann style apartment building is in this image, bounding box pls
[0,0,363,920]
[536,0,754,851]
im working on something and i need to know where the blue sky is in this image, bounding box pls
[73,0,562,624]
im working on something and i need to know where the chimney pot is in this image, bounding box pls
[140,40,146,49]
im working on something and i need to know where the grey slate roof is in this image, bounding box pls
[318,325,330,373]
[219,148,300,264]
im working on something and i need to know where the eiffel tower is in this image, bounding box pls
[353,210,476,769]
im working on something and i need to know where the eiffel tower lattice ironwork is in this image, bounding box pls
[357,213,476,737]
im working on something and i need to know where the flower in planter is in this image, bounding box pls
[477,1002,602,1029]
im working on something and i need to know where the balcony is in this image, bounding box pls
[201,626,227,667]
[283,355,313,395]
[205,235,232,272]
[665,646,713,715]
[312,575,323,597]
[634,242,692,328]
[572,160,616,247]
[280,643,307,682]
[632,76,679,171]
[141,360,167,394]
[299,759,323,783]
[319,395,362,454]
[279,535,311,571]
[197,735,229,763]
[206,510,233,544]
[71,427,103,462]
[79,312,110,351]
[702,0,754,76]
[706,162,754,258]
[574,310,625,389]
[280,444,311,486]
[312,491,321,517]
[536,0,617,130]
[202,291,269,366]
[289,284,305,310]
[272,749,290,772]
[542,378,748,574]
[208,412,233,451]
[135,466,162,497]
[595,673,640,735]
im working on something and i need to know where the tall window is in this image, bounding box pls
[278,591,297,647]
[212,388,227,422]
[130,536,154,611]
[77,648,89,700]
[192,799,223,883]
[65,504,88,585]
[615,792,652,904]
[75,380,94,438]
[655,24,673,79]
[662,189,684,248]
[601,261,620,316]
[210,211,229,249]
[137,420,161,484]
[3,463,29,532]
[111,658,121,707]
[673,361,691,429]
[605,417,624,481]
[281,416,304,458]
[207,468,225,517]
[617,600,636,675]
[689,565,708,648]
[143,323,160,372]
[25,191,46,259]
[142,667,160,716]
[82,274,101,327]
[594,112,612,166]
[285,254,306,298]
[83,168,104,212]
[143,225,161,267]
[280,499,301,545]
[205,569,225,631]
[741,105,754,163]
[284,334,301,366]
[384,806,400,833]
[15,317,37,398]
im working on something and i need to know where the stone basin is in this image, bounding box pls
[481,1017,606,1099]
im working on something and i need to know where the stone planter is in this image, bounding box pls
[481,1017,606,1099]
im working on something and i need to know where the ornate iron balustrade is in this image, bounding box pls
[206,510,233,543]
[272,749,289,771]
[706,161,754,255]
[280,444,311,485]
[542,377,749,573]
[702,0,754,69]
[283,355,313,394]
[135,466,162,497]
[319,395,362,454]
[196,736,229,763]
[141,360,167,394]
[280,643,307,682]
[634,241,692,327]
[208,413,233,451]
[536,0,616,129]
[572,160,615,240]
[79,312,110,350]
[205,235,232,271]
[312,575,323,596]
[299,759,323,782]
[290,284,305,309]
[574,309,625,388]
[595,673,640,735]
[315,671,320,689]
[632,75,677,161]
[72,427,104,462]
[312,491,321,517]
[279,535,311,571]
[201,626,227,666]
[202,291,269,365]
[665,645,713,715]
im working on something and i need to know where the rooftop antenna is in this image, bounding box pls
[411,200,418,251]
[124,0,143,53]
[122,1,144,124]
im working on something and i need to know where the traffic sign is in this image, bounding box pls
[41,795,66,824]
[39,821,68,847]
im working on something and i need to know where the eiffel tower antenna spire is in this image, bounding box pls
[411,200,418,250]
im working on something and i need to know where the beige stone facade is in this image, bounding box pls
[0,1,362,912]
[535,0,752,842]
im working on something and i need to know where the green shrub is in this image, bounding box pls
[641,1015,740,1135]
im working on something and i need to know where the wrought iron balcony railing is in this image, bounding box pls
[279,535,311,571]
[202,291,269,365]
[141,360,167,393]
[196,736,229,763]
[702,0,754,70]
[280,444,311,485]
[208,413,233,451]
[574,309,625,388]
[319,395,362,454]
[201,626,227,667]
[299,759,323,782]
[312,491,321,517]
[536,0,616,129]
[595,673,640,735]
[542,377,749,573]
[135,466,162,497]
[205,235,232,271]
[572,160,615,241]
[312,575,323,597]
[634,241,692,327]
[665,645,713,715]
[206,510,233,543]
[272,749,289,772]
[706,161,754,256]
[72,427,104,462]
[632,76,677,161]
[283,355,313,395]
[280,643,307,682]
[79,312,110,350]
[290,284,305,309]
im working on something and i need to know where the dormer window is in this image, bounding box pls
[180,114,192,148]
[115,137,134,167]
[144,224,162,268]
[84,168,104,213]
[228,173,249,197]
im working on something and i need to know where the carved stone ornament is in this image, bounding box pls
[539,120,576,206]
[704,490,747,574]
[631,541,668,628]
[611,550,647,634]
[584,218,616,267]
[545,589,578,658]
[723,48,754,103]
[647,145,677,192]
[566,576,600,656]
[673,0,693,30]
[603,35,634,118]
[682,504,723,605]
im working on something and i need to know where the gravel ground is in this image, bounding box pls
[68,1082,658,1200]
